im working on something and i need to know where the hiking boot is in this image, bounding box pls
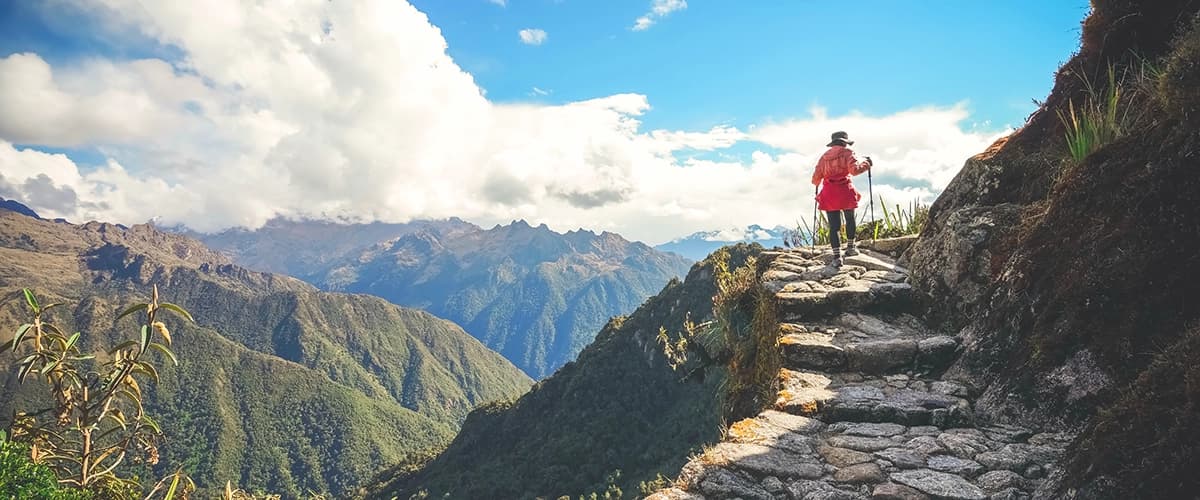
[844,241,859,256]
[830,255,843,268]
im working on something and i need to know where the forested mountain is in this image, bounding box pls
[370,244,762,499]
[196,219,694,378]
[0,209,531,497]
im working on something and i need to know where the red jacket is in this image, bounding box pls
[811,145,870,211]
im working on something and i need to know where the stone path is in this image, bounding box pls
[649,249,1072,500]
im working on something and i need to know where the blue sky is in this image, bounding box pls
[0,1,1091,243]
[412,1,1089,131]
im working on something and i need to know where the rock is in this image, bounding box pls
[834,463,887,484]
[890,470,987,500]
[988,488,1029,500]
[841,423,908,437]
[976,470,1025,493]
[937,433,992,459]
[820,446,876,467]
[727,416,816,455]
[846,339,919,373]
[828,435,899,452]
[782,333,848,370]
[917,336,960,368]
[930,381,970,398]
[974,444,1057,472]
[820,385,971,427]
[844,253,907,273]
[859,235,918,256]
[874,448,928,469]
[646,487,707,500]
[1022,464,1044,480]
[762,476,786,493]
[871,482,931,500]
[902,436,944,456]
[708,442,824,479]
[699,468,773,500]
[906,426,941,437]
[1027,432,1073,448]
[788,480,868,500]
[981,424,1033,444]
[926,455,984,477]
[906,202,1024,323]
[760,410,828,435]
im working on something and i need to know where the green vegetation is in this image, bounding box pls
[0,431,92,500]
[787,198,928,247]
[371,244,764,499]
[1058,65,1130,163]
[711,249,779,422]
[197,219,693,379]
[0,212,531,497]
[864,199,929,240]
[4,287,190,494]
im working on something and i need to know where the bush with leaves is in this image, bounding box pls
[0,430,93,500]
[2,286,195,498]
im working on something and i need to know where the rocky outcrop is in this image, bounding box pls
[896,2,1200,496]
[650,249,1072,500]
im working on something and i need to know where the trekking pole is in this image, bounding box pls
[811,185,819,253]
[866,157,875,239]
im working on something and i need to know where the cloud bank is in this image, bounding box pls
[0,0,1005,244]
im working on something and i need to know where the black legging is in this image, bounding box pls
[826,209,856,251]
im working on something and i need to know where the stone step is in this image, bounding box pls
[775,370,975,428]
[779,313,959,374]
[671,404,1071,500]
[776,281,915,320]
[781,333,959,374]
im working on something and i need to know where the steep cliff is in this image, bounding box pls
[905,1,1200,497]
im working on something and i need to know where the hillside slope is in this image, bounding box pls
[369,244,763,499]
[0,210,531,496]
[198,219,694,379]
[905,1,1200,497]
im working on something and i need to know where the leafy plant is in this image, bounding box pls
[863,197,929,240]
[1058,64,1133,163]
[2,286,193,496]
[0,430,93,500]
[711,249,779,421]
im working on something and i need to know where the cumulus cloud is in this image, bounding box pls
[518,28,547,45]
[633,0,687,31]
[0,0,1005,244]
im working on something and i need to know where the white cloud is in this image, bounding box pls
[488,0,506,6]
[632,0,686,31]
[0,0,1005,244]
[530,86,550,96]
[518,28,547,45]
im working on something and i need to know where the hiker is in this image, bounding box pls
[812,131,873,267]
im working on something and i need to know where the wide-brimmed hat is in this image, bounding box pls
[827,131,854,147]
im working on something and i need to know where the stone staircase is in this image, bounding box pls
[649,249,1073,500]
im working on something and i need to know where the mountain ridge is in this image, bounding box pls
[0,211,531,496]
[192,217,693,378]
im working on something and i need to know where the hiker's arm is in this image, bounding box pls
[847,150,872,175]
[811,163,824,185]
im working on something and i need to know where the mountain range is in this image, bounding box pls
[370,244,762,499]
[191,218,694,378]
[0,207,531,497]
[655,224,788,261]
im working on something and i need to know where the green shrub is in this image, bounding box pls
[0,432,92,500]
